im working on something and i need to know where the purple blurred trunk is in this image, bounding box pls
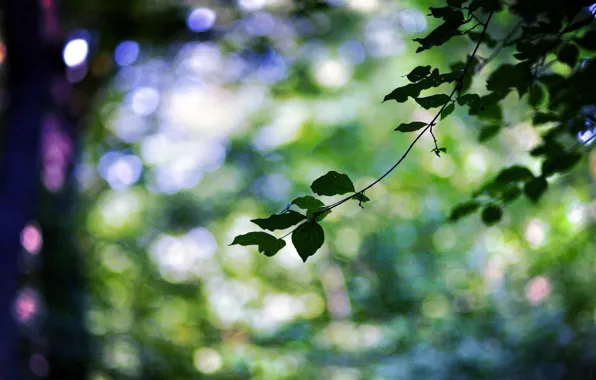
[0,0,44,377]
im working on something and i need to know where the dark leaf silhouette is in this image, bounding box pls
[311,171,355,196]
[231,232,286,257]
[395,121,427,132]
[292,222,324,262]
[251,210,306,231]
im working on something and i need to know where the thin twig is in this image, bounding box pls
[315,11,495,217]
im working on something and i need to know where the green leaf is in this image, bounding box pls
[292,221,325,262]
[395,121,427,132]
[530,141,565,157]
[457,94,481,111]
[310,207,331,221]
[441,103,455,120]
[557,42,579,68]
[576,30,596,50]
[502,186,522,203]
[414,22,463,53]
[449,201,481,222]
[486,63,532,97]
[251,210,306,231]
[439,147,447,153]
[529,84,546,108]
[407,65,432,82]
[469,0,502,12]
[532,112,559,125]
[468,31,497,48]
[495,166,534,184]
[478,124,501,141]
[231,232,286,257]
[311,171,355,196]
[292,196,325,213]
[541,153,581,177]
[383,83,423,103]
[351,193,370,204]
[481,205,502,225]
[415,94,450,109]
[524,176,548,202]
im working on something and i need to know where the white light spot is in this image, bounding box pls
[314,59,351,88]
[238,0,266,11]
[63,39,89,67]
[105,155,143,190]
[338,41,366,65]
[130,87,160,116]
[114,41,140,66]
[187,7,216,32]
[525,219,547,248]
[193,348,222,374]
[347,0,378,12]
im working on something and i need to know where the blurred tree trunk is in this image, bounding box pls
[0,0,44,378]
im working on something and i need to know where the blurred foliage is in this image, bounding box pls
[4,0,596,378]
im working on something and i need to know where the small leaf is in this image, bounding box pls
[557,42,579,68]
[481,205,502,225]
[502,186,522,202]
[528,84,546,108]
[407,65,432,82]
[351,193,370,205]
[415,94,450,109]
[439,147,447,153]
[231,232,286,257]
[251,210,306,231]
[576,30,596,50]
[495,166,534,184]
[446,0,466,7]
[524,177,548,202]
[414,22,463,53]
[541,153,581,176]
[532,112,559,125]
[395,121,427,133]
[486,63,532,96]
[457,94,481,111]
[478,124,501,142]
[449,201,481,222]
[383,83,423,103]
[292,196,325,213]
[311,171,355,196]
[292,221,325,262]
[441,103,455,119]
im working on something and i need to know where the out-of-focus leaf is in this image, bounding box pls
[533,112,559,125]
[481,205,502,225]
[469,0,503,12]
[231,232,286,257]
[502,186,522,202]
[311,171,355,196]
[457,94,481,110]
[251,210,306,231]
[576,30,596,50]
[478,124,501,141]
[395,121,427,132]
[468,31,497,48]
[529,83,546,108]
[407,65,432,82]
[441,103,455,119]
[415,94,450,109]
[449,201,481,221]
[495,166,535,184]
[486,63,533,97]
[524,176,548,202]
[557,42,579,68]
[541,152,581,176]
[292,221,324,262]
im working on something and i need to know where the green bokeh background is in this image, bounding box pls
[11,0,596,378]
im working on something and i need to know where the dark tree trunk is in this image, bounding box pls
[0,0,44,378]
